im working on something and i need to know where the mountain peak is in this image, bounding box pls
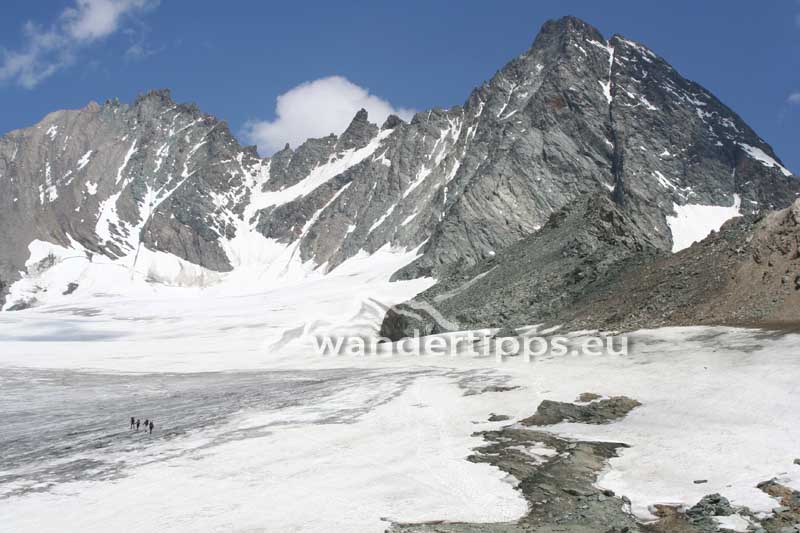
[352,108,369,122]
[535,15,605,44]
[338,108,378,150]
[132,88,175,108]
[382,114,404,130]
[609,33,659,61]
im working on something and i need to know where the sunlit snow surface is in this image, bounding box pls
[667,194,741,252]
[1,247,800,530]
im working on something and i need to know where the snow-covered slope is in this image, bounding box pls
[1,288,799,532]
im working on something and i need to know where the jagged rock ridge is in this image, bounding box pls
[0,16,796,309]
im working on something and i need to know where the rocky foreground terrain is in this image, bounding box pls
[392,393,800,533]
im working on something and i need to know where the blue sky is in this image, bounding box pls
[1,0,798,170]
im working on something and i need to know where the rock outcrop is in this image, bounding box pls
[561,198,800,331]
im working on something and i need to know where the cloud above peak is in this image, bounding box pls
[0,0,158,89]
[243,76,415,155]
[788,92,800,105]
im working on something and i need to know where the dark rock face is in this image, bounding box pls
[380,195,663,338]
[1,16,796,310]
[686,493,734,521]
[0,89,259,304]
[520,397,641,426]
[391,16,796,279]
[62,282,79,296]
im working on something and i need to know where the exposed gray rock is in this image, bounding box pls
[0,89,259,305]
[687,493,734,519]
[6,300,34,312]
[380,195,662,338]
[481,385,520,393]
[382,114,404,130]
[62,282,79,296]
[577,392,603,403]
[520,396,641,426]
[560,197,800,331]
[757,479,800,532]
[337,108,378,150]
[389,426,641,532]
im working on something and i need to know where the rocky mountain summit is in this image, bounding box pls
[0,16,797,316]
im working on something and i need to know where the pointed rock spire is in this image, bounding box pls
[382,114,404,130]
[338,108,378,151]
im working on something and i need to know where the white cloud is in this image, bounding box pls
[243,76,415,155]
[788,92,800,105]
[124,42,157,61]
[0,0,158,88]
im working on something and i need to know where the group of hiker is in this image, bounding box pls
[130,416,155,434]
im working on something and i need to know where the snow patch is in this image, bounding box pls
[638,94,657,111]
[401,212,418,226]
[369,204,396,233]
[507,443,558,465]
[596,40,615,104]
[77,150,93,170]
[652,170,678,190]
[154,143,169,172]
[95,192,123,245]
[738,143,792,177]
[713,514,752,532]
[666,194,741,252]
[403,160,435,198]
[115,140,138,184]
[253,129,391,209]
[373,149,391,167]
